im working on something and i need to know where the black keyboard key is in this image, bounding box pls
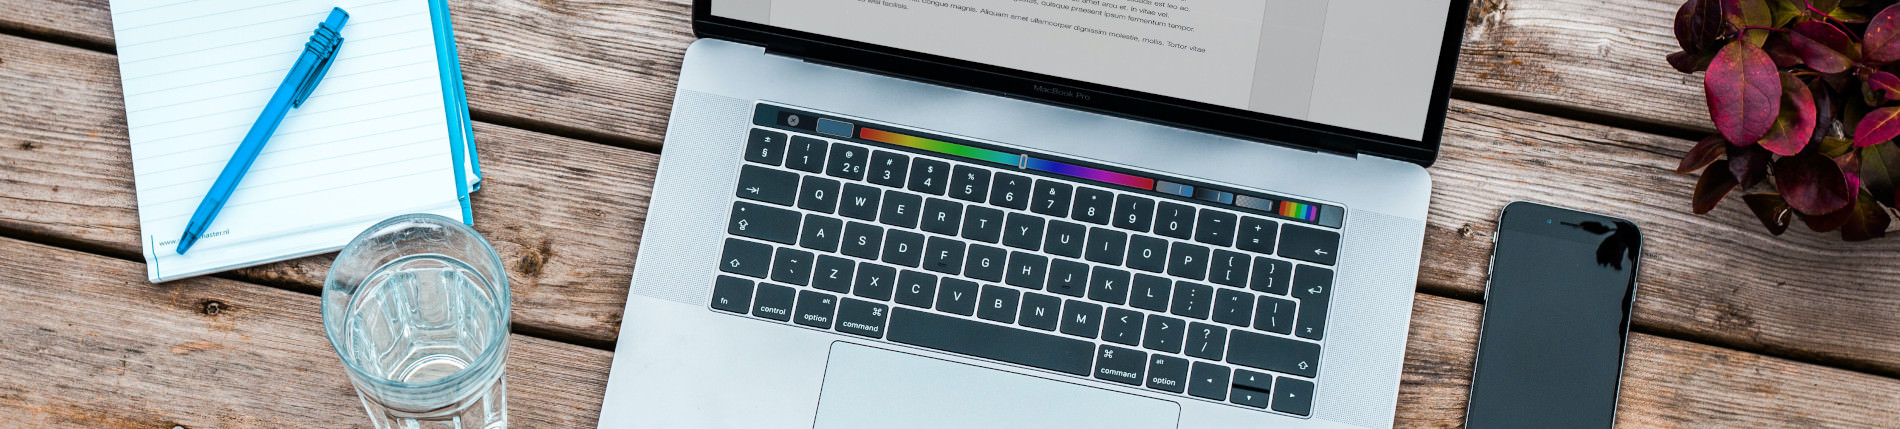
[799,214,844,253]
[785,136,828,173]
[882,229,926,268]
[771,247,815,286]
[745,128,787,166]
[719,238,772,278]
[840,222,883,260]
[736,165,799,206]
[908,158,951,195]
[1170,281,1213,319]
[919,198,962,236]
[948,165,990,203]
[710,275,754,314]
[1292,265,1334,340]
[1030,180,1073,217]
[1228,330,1321,378]
[1114,194,1156,232]
[1255,295,1297,335]
[729,201,800,244]
[798,175,842,213]
[1001,212,1045,251]
[1005,252,1048,290]
[895,270,938,308]
[853,263,898,301]
[888,307,1093,376]
[1018,292,1061,331]
[868,150,909,187]
[794,290,838,329]
[1094,344,1146,386]
[977,284,1021,323]
[752,282,795,321]
[879,190,923,229]
[1086,266,1131,305]
[1155,202,1196,239]
[813,255,855,293]
[1234,368,1274,392]
[922,237,965,275]
[1167,242,1211,281]
[1043,220,1087,258]
[1084,228,1127,265]
[1209,250,1250,288]
[1212,288,1253,327]
[839,183,881,221]
[936,278,980,315]
[1251,257,1293,295]
[826,142,869,180]
[961,205,1005,243]
[1046,259,1089,298]
[1102,307,1144,346]
[1142,314,1185,354]
[1059,299,1103,338]
[1188,361,1231,401]
[1146,355,1190,393]
[1129,274,1172,312]
[1126,235,1169,273]
[1236,216,1279,254]
[964,244,1007,282]
[835,298,890,338]
[1278,225,1341,266]
[1231,385,1272,409]
[1071,187,1115,224]
[1194,209,1237,247]
[1272,377,1316,416]
[1185,322,1228,361]
[989,172,1033,210]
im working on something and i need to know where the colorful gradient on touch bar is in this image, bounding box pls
[1023,158,1157,189]
[1279,201,1318,221]
[858,127,1020,165]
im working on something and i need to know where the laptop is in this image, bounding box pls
[600,0,1468,427]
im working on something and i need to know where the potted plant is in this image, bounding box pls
[1668,0,1900,240]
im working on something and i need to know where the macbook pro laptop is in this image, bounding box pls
[600,1,1468,427]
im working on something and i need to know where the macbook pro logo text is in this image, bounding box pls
[1032,84,1090,101]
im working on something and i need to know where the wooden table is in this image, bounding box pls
[2,0,1897,427]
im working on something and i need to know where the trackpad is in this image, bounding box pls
[813,343,1180,429]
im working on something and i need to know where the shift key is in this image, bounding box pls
[729,201,801,244]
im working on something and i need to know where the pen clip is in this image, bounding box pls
[292,8,349,107]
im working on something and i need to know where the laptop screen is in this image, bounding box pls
[708,0,1454,141]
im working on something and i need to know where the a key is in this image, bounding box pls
[840,222,883,260]
[1094,344,1146,386]
[1209,249,1250,288]
[812,255,855,293]
[895,270,938,309]
[751,282,795,322]
[744,128,787,166]
[1212,288,1254,327]
[1250,257,1293,295]
[1155,202,1196,240]
[1167,242,1211,281]
[794,290,838,329]
[1188,361,1232,401]
[1001,212,1045,251]
[1228,330,1322,378]
[771,247,814,286]
[1084,227,1128,265]
[1059,299,1103,339]
[964,244,1007,282]
[879,190,923,229]
[1004,251,1049,290]
[1292,265,1334,340]
[710,275,754,314]
[867,150,910,187]
[852,262,898,301]
[785,135,828,173]
[989,172,1032,210]
[838,183,881,221]
[1102,307,1144,346]
[1254,295,1297,335]
[1046,259,1089,297]
[834,298,890,338]
[1194,209,1238,247]
[961,205,1005,243]
[1142,314,1185,353]
[1125,235,1169,273]
[1171,281,1213,319]
[977,284,1021,323]
[1071,187,1115,224]
[1114,194,1156,232]
[1146,355,1189,393]
[881,229,926,268]
[799,214,844,253]
[1018,292,1061,331]
[1185,322,1228,361]
[948,165,990,203]
[935,278,980,315]
[718,238,772,278]
[1278,225,1341,266]
[728,201,800,245]
[919,198,962,236]
[888,307,1093,376]
[922,237,965,275]
[1030,180,1073,217]
[1043,220,1087,258]
[1129,274,1172,312]
[1236,216,1279,254]
[908,158,951,195]
[825,142,869,180]
[797,175,842,213]
[1272,377,1316,416]
[1085,266,1131,305]
[735,165,799,206]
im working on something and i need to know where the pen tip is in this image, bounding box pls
[175,235,194,255]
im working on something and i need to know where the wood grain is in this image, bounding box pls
[0,236,609,428]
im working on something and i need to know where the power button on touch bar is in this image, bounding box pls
[817,118,854,138]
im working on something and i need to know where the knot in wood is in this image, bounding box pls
[201,300,226,316]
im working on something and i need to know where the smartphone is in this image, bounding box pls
[1464,201,1641,428]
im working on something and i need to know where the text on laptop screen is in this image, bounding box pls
[712,0,1453,140]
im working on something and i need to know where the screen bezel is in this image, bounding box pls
[692,0,1472,167]
[1467,201,1642,427]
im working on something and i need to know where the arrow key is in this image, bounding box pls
[1277,224,1340,266]
[1271,377,1315,416]
[1187,361,1231,401]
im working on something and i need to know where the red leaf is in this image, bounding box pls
[1775,152,1855,214]
[1810,79,1835,144]
[1792,20,1857,54]
[1668,50,1718,73]
[1840,194,1892,241]
[1706,41,1783,144]
[1723,0,1773,46]
[1729,143,1772,186]
[1678,135,1729,173]
[1854,106,1900,147]
[1742,193,1794,235]
[1759,73,1817,155]
[1787,31,1854,72]
[1835,149,1863,192]
[1696,159,1741,214]
[1863,3,1900,63]
[1677,0,1727,52]
[1868,72,1900,101]
[1763,33,1807,67]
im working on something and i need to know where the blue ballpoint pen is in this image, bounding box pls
[176,8,349,255]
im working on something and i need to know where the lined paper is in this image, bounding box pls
[111,0,469,282]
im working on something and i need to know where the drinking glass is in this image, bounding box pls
[323,214,510,429]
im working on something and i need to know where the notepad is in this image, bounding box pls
[110,0,482,282]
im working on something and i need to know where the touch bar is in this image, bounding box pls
[1023,158,1157,189]
[858,127,1020,165]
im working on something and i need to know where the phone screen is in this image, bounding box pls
[1465,202,1640,428]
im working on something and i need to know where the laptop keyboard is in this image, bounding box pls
[707,104,1343,418]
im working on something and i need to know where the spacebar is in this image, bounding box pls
[888,308,1095,376]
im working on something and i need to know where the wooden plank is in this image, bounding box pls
[0,0,110,48]
[0,237,608,428]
